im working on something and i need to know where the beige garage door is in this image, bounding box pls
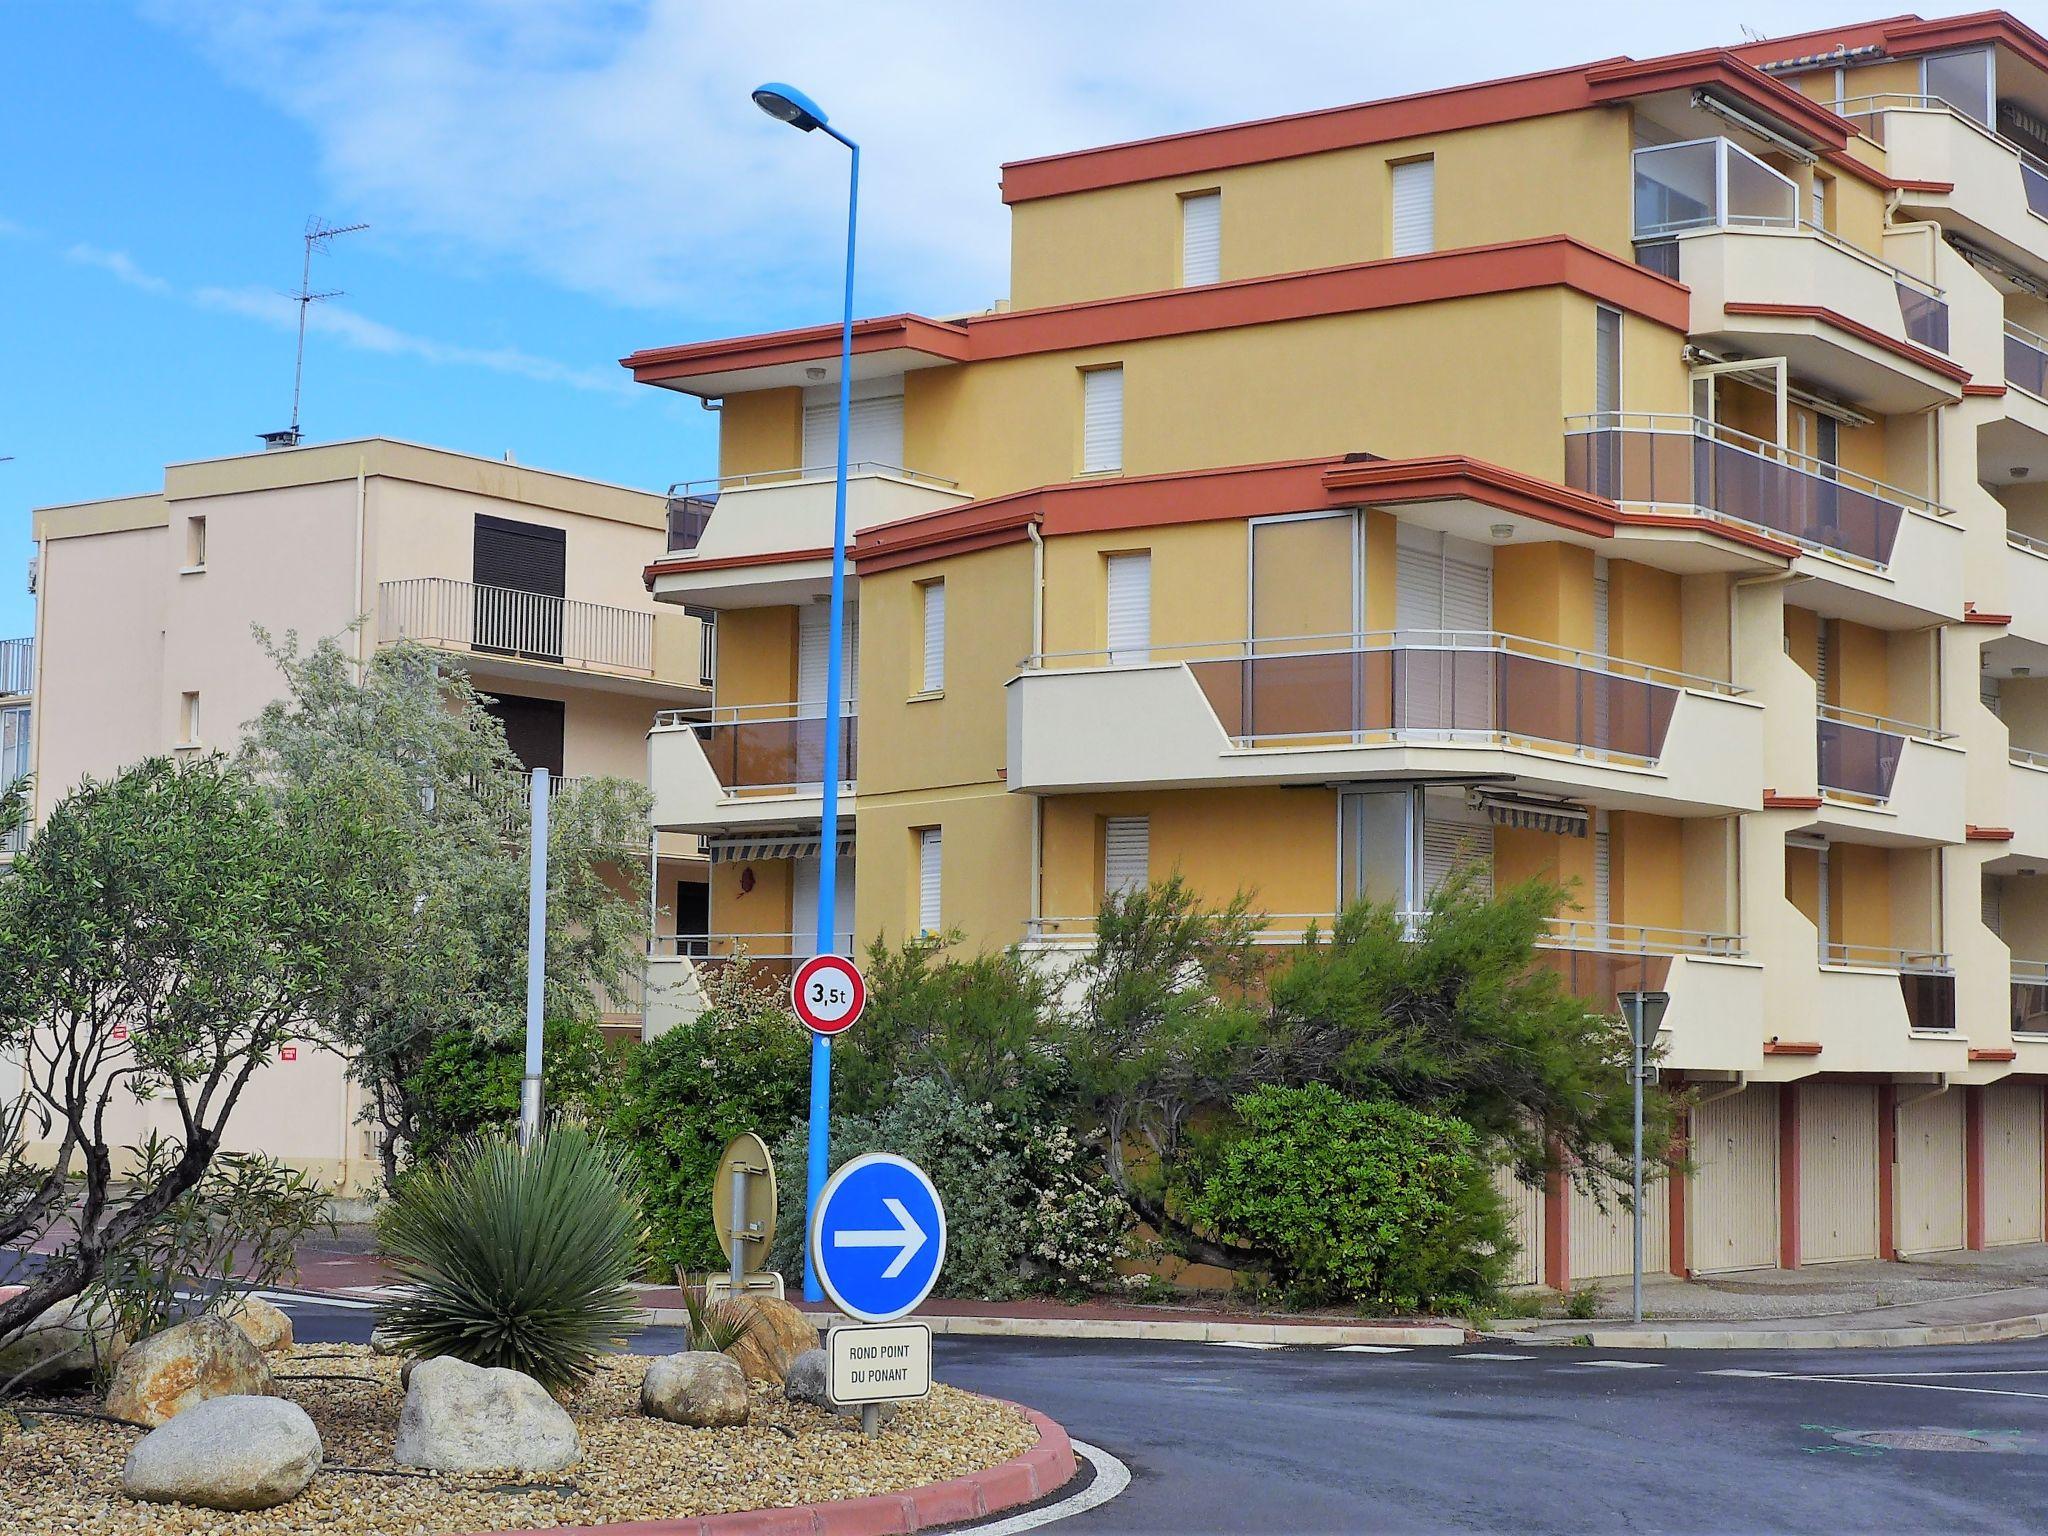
[1983,1083,2045,1248]
[1568,1172,1669,1281]
[1799,1084,1879,1264]
[1492,1166,1544,1286]
[1897,1090,1967,1255]
[1693,1085,1779,1273]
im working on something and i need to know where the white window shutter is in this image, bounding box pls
[1083,367,1124,473]
[922,581,946,692]
[1815,623,1832,704]
[1592,557,1611,656]
[1391,159,1435,256]
[797,604,829,712]
[1104,816,1150,897]
[1593,813,1612,933]
[1181,191,1221,285]
[1594,307,1621,419]
[1421,818,1492,899]
[918,828,943,934]
[1106,552,1152,664]
[803,378,904,472]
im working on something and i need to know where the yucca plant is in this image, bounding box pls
[375,1122,643,1392]
[681,1287,756,1354]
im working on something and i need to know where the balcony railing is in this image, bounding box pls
[652,931,855,981]
[1838,93,2048,218]
[1564,412,1950,568]
[473,769,587,835]
[2011,528,2048,560]
[1821,941,1955,1031]
[1633,137,1796,240]
[0,637,30,698]
[1816,703,1949,802]
[2007,321,2048,400]
[378,577,655,676]
[655,702,857,792]
[664,463,962,554]
[2014,960,2048,1034]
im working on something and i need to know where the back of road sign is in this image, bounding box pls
[808,1152,947,1324]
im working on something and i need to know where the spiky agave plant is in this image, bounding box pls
[375,1122,643,1392]
[681,1287,757,1355]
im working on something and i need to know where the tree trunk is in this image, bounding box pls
[1101,1132,1263,1273]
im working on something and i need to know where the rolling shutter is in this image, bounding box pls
[1983,673,2003,717]
[921,581,946,692]
[1595,307,1621,418]
[1083,367,1124,473]
[1815,623,1832,705]
[797,603,858,713]
[802,378,904,472]
[1593,558,1611,654]
[473,514,566,662]
[1593,812,1612,932]
[918,828,943,934]
[1395,525,1492,634]
[1181,191,1221,285]
[1104,816,1150,897]
[480,693,565,777]
[1985,878,2003,935]
[1422,818,1493,898]
[1106,552,1152,664]
[1391,159,1435,256]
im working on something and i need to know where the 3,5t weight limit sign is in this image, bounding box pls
[791,954,866,1036]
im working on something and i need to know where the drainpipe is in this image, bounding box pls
[1027,521,1045,928]
[1692,1073,1749,1110]
[353,452,368,676]
[1896,1076,1950,1112]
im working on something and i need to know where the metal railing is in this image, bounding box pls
[473,770,587,835]
[2013,745,2048,771]
[1564,412,1951,568]
[664,463,961,553]
[1837,94,2048,218]
[2007,321,2048,399]
[1816,703,1948,803]
[2,701,29,854]
[1819,939,1955,1030]
[378,577,655,677]
[0,637,30,698]
[654,701,858,792]
[2010,527,2048,559]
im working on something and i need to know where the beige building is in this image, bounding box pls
[25,438,712,1194]
[631,13,2048,1286]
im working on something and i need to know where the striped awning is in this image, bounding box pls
[704,834,854,864]
[1470,791,1589,838]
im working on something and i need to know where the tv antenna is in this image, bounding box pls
[264,216,367,449]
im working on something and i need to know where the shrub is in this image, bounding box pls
[404,1017,616,1164]
[1181,1083,1508,1310]
[374,1123,642,1392]
[608,966,810,1276]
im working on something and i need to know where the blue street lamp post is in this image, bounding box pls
[753,82,857,1304]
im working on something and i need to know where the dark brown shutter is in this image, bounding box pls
[473,515,566,662]
[481,693,565,777]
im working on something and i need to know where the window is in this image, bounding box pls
[797,600,859,713]
[1390,157,1435,256]
[1809,173,1832,231]
[179,690,201,746]
[1103,816,1150,897]
[1180,190,1221,286]
[685,605,717,688]
[917,827,942,934]
[480,693,566,777]
[184,515,207,571]
[802,375,905,473]
[920,579,946,692]
[1082,366,1124,474]
[473,514,566,663]
[1922,47,1993,127]
[1105,551,1152,664]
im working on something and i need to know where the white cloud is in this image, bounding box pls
[142,0,1879,336]
[65,242,172,293]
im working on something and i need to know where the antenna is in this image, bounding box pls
[266,216,367,450]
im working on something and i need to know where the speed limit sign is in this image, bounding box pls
[791,954,866,1036]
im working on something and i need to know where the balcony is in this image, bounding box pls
[649,702,856,834]
[1820,944,1957,1034]
[377,576,697,693]
[650,465,971,610]
[2008,750,2048,858]
[0,637,30,699]
[1564,414,1962,622]
[1007,632,1762,815]
[1811,706,1962,844]
[2013,961,2048,1036]
[1631,140,1958,412]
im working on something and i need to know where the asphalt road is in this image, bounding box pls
[269,1291,2048,1535]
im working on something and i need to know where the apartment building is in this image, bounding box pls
[627,12,2048,1287]
[0,630,28,858]
[27,439,712,1193]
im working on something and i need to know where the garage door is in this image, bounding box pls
[1492,1166,1543,1287]
[1896,1090,1967,1255]
[1693,1086,1780,1273]
[1983,1083,2045,1247]
[1799,1084,1879,1264]
[1568,1172,1669,1281]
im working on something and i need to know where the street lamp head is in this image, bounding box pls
[752,82,828,132]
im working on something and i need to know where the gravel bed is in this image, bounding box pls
[1,1345,1038,1536]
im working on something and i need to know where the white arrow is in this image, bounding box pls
[832,1197,928,1280]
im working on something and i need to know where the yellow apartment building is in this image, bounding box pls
[25,439,713,1195]
[629,12,2048,1289]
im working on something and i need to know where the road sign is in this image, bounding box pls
[829,1322,931,1404]
[712,1132,777,1268]
[791,953,866,1035]
[808,1152,947,1324]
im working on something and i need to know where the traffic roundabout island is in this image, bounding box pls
[0,1342,1074,1536]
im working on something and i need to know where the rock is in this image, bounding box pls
[121,1395,321,1511]
[0,1294,127,1390]
[724,1295,818,1384]
[369,1325,403,1357]
[782,1346,897,1425]
[223,1294,293,1354]
[640,1351,748,1427]
[394,1356,580,1476]
[105,1315,274,1428]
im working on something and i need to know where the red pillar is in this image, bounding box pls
[1878,1083,1898,1261]
[1778,1082,1802,1270]
[1965,1085,1987,1252]
[1667,1106,1691,1279]
[1543,1151,1571,1293]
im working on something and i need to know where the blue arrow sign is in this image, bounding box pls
[809,1152,948,1324]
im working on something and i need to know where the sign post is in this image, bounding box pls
[809,1151,947,1436]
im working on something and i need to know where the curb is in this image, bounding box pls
[634,1307,1467,1348]
[470,1401,1077,1536]
[1504,1311,2048,1350]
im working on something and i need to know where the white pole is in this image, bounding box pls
[519,767,551,1150]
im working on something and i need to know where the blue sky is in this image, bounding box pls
[0,0,1903,640]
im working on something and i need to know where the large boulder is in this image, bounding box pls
[394,1356,580,1476]
[784,1346,897,1426]
[724,1295,818,1384]
[121,1395,322,1511]
[223,1294,293,1355]
[368,1325,404,1356]
[106,1315,273,1428]
[640,1351,748,1428]
[0,1292,127,1389]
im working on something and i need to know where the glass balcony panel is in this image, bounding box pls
[666,493,717,552]
[691,713,857,791]
[1724,146,1798,226]
[1816,714,1907,799]
[2008,325,2048,398]
[1901,971,1956,1031]
[2012,976,2048,1033]
[1897,283,1949,352]
[1531,947,1673,1008]
[2025,161,2048,219]
[1633,140,1719,238]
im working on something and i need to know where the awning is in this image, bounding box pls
[1471,791,1590,838]
[704,834,855,864]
